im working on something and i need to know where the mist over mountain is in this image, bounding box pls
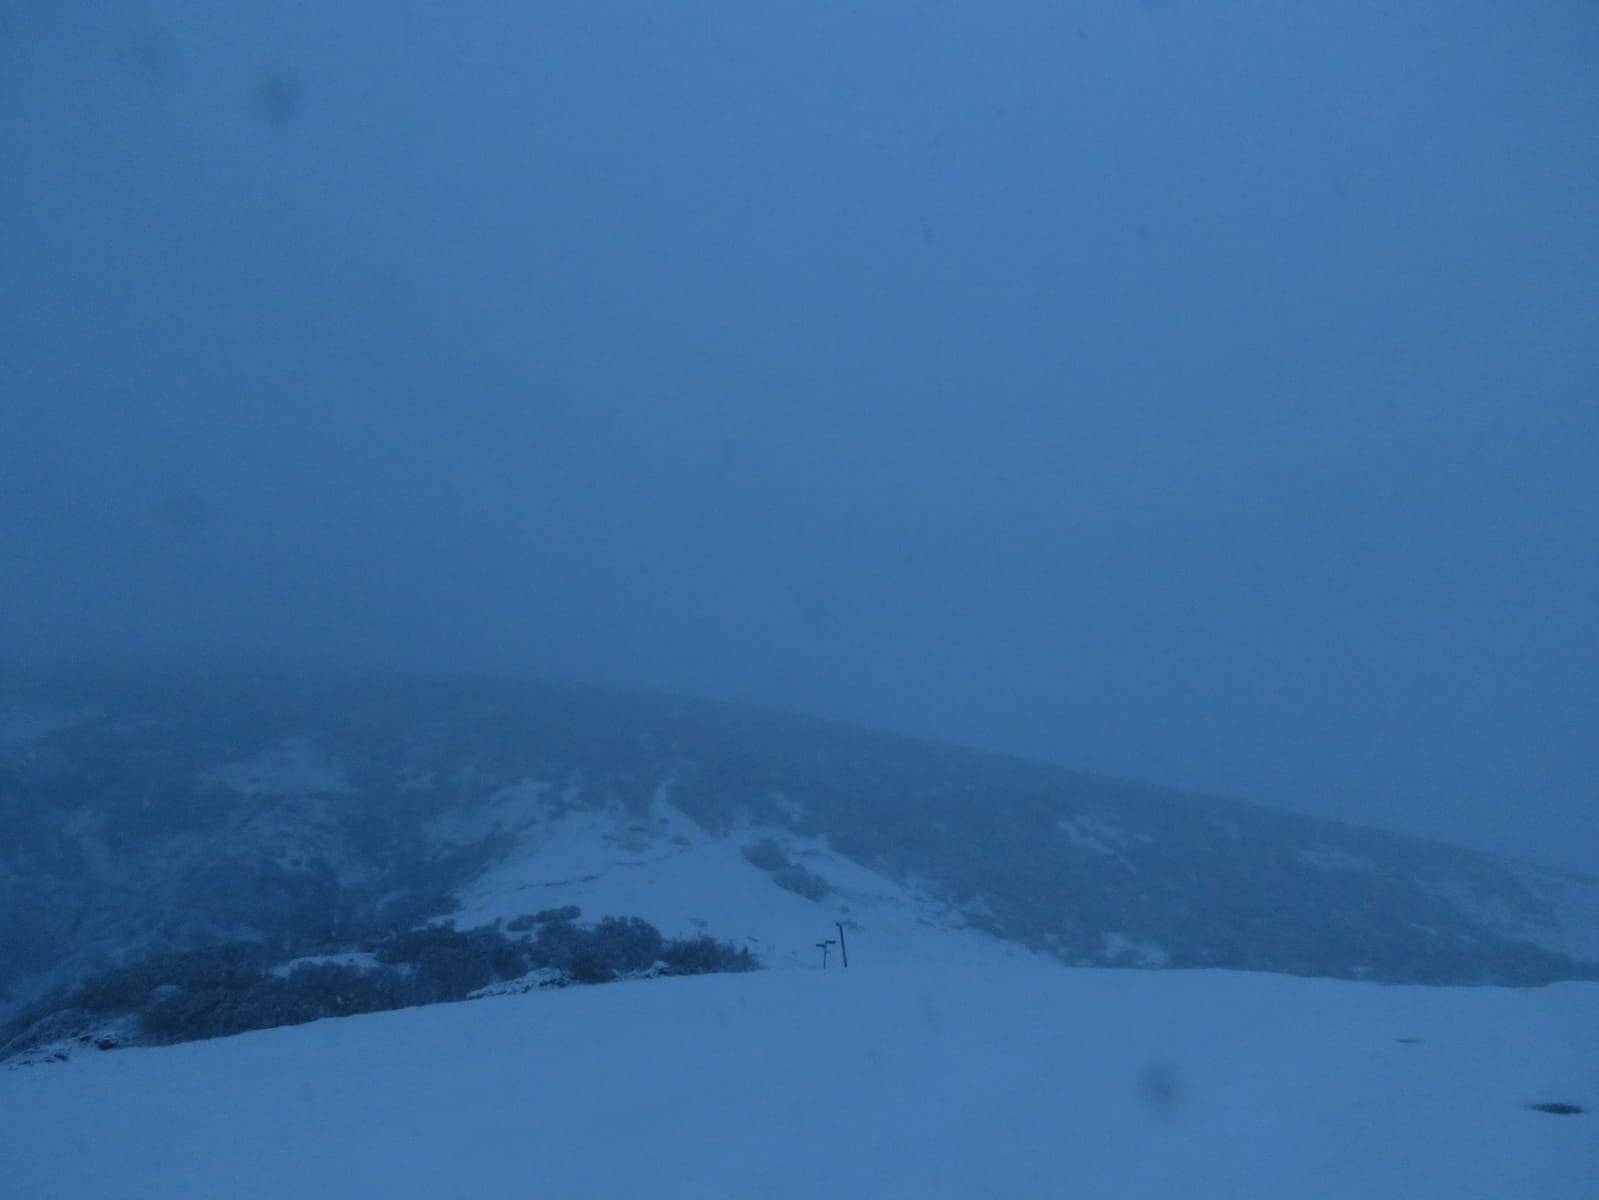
[3,1,1597,875]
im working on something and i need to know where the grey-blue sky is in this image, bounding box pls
[2,1,1596,870]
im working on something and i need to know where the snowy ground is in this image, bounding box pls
[4,963,1593,1199]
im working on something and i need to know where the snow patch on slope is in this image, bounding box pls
[1432,869,1599,966]
[198,739,354,797]
[1057,817,1143,872]
[424,778,552,844]
[449,788,1043,971]
[1102,932,1172,967]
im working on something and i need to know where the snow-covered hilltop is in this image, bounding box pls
[3,665,1596,1040]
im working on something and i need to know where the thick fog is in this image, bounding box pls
[2,2,1595,871]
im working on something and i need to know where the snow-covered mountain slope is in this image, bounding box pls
[445,789,1043,972]
[4,963,1595,1199]
[3,665,1597,1017]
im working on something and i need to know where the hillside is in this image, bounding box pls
[3,665,1596,1043]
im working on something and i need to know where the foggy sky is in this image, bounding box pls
[3,1,1596,871]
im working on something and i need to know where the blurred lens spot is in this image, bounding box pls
[1137,1061,1183,1120]
[122,29,173,79]
[255,71,303,126]
[156,492,211,533]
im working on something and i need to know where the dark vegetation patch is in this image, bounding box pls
[1,913,756,1060]
[773,866,831,901]
[742,839,790,872]
[0,704,509,1002]
[505,905,583,932]
[741,838,831,901]
[1528,1101,1585,1116]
